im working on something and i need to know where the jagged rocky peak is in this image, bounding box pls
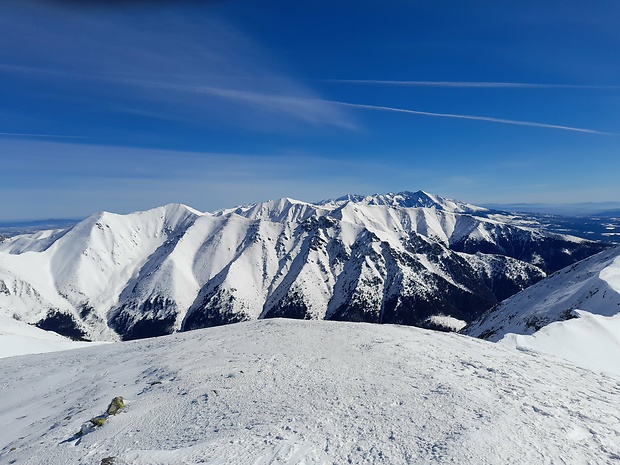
[214,190,485,220]
[321,190,487,214]
[214,197,325,223]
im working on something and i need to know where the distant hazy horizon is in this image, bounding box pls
[2,194,620,224]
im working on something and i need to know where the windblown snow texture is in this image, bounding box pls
[0,191,607,341]
[1,319,619,464]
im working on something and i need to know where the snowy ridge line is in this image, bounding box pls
[0,191,608,341]
[463,243,620,376]
[466,244,620,341]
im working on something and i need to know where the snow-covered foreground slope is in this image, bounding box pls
[0,191,607,341]
[0,315,102,359]
[1,319,619,464]
[500,311,620,376]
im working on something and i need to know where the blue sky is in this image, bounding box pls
[1,0,619,220]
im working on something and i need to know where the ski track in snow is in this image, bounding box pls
[1,319,620,464]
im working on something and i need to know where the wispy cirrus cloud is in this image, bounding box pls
[0,64,357,132]
[321,79,620,90]
[1,74,608,138]
[0,3,353,132]
[1,2,611,139]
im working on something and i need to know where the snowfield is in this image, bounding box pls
[0,314,103,359]
[1,319,620,464]
[500,310,620,377]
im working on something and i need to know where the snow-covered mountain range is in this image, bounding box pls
[3,192,620,464]
[0,191,608,341]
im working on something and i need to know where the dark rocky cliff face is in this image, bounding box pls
[109,297,178,341]
[36,310,88,341]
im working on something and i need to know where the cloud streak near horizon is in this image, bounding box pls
[0,132,88,139]
[321,79,620,90]
[0,138,426,219]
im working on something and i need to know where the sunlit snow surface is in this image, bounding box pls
[500,311,620,376]
[1,319,620,464]
[0,315,102,358]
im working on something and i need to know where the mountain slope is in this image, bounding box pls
[0,192,608,341]
[0,314,102,359]
[1,319,620,465]
[0,204,200,340]
[466,245,620,341]
[464,245,620,375]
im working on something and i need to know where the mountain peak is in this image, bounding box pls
[159,203,204,216]
[320,190,487,213]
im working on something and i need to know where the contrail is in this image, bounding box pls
[320,79,620,90]
[1,63,610,134]
[132,85,611,134]
[0,132,88,139]
[322,100,612,135]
